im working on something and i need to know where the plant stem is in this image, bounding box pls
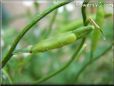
[2,69,13,84]
[74,44,112,81]
[1,0,73,68]
[81,0,90,26]
[33,38,85,84]
[47,9,58,36]
[43,9,58,39]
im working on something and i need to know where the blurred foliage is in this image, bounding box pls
[1,1,113,84]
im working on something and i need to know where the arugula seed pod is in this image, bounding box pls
[90,1,105,59]
[91,5,105,52]
[31,25,94,53]
[58,13,111,33]
[31,32,76,53]
[59,19,83,32]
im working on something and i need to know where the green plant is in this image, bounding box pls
[1,0,113,84]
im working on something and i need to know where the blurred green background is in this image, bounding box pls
[1,0,113,84]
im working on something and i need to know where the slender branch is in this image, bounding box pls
[43,9,58,39]
[81,0,90,47]
[74,44,112,81]
[2,69,13,84]
[33,38,85,84]
[47,9,58,36]
[81,0,90,26]
[1,0,73,68]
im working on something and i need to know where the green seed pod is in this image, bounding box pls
[58,16,96,33]
[59,19,83,32]
[31,25,94,53]
[57,13,111,33]
[31,32,76,53]
[91,4,104,52]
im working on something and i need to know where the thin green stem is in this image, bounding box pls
[74,44,112,81]
[81,0,90,48]
[43,9,58,39]
[1,0,73,68]
[47,9,58,36]
[81,0,90,26]
[33,39,85,84]
[2,69,13,84]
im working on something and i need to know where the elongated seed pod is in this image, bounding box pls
[58,13,111,33]
[59,19,83,32]
[31,25,94,53]
[31,32,76,53]
[91,3,104,52]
